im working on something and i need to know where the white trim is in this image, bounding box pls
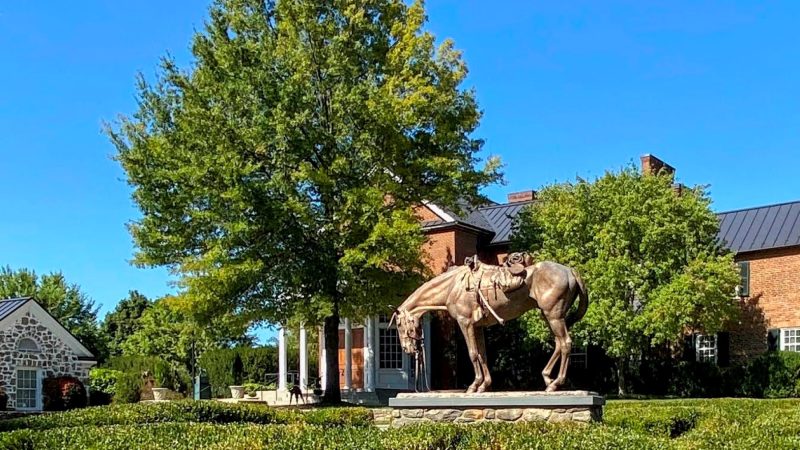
[695,334,717,364]
[0,299,94,359]
[780,328,800,352]
[15,367,42,411]
[422,201,456,223]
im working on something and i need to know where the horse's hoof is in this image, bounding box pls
[545,384,558,392]
[465,386,477,394]
[476,385,488,393]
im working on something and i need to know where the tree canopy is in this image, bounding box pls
[108,0,499,401]
[513,166,740,394]
[102,290,152,356]
[0,266,108,361]
[120,297,253,378]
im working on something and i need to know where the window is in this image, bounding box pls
[781,328,800,352]
[696,334,717,363]
[17,338,39,352]
[738,261,750,297]
[16,369,39,410]
[378,327,403,369]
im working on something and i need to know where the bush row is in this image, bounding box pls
[5,418,800,450]
[3,399,800,449]
[631,351,800,398]
[0,400,372,433]
[197,347,284,398]
[604,405,700,438]
[0,422,666,450]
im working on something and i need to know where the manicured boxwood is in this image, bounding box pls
[3,398,800,450]
[0,422,666,450]
[0,400,370,433]
[604,405,700,438]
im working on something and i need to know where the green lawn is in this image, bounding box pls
[1,398,798,449]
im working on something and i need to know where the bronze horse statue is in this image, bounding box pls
[391,252,588,393]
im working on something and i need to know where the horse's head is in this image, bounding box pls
[390,308,422,355]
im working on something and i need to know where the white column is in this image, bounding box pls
[299,325,308,391]
[363,316,375,392]
[319,326,327,390]
[344,318,353,391]
[278,325,287,392]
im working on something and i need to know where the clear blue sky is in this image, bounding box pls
[1,1,799,319]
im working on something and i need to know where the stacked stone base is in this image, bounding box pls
[388,391,604,427]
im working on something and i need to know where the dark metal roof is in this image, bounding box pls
[421,200,533,245]
[478,201,532,244]
[717,200,800,254]
[0,297,31,322]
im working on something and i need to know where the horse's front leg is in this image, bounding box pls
[458,322,483,393]
[475,326,492,393]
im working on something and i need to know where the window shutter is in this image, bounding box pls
[683,333,697,362]
[767,329,781,352]
[717,332,730,366]
[738,261,750,297]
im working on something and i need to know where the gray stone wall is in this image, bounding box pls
[0,312,91,409]
[391,406,602,427]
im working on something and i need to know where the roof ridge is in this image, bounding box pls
[0,296,32,302]
[718,199,800,215]
[478,200,535,211]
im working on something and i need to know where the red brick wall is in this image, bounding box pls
[422,230,457,275]
[730,246,800,362]
[415,205,443,222]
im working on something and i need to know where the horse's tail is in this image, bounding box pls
[566,268,589,327]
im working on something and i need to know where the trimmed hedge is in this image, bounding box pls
[3,399,800,449]
[605,405,700,438]
[0,422,667,450]
[198,347,287,398]
[0,400,371,433]
[106,356,190,394]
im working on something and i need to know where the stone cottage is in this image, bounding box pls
[0,297,96,410]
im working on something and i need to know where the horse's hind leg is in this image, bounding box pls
[540,312,561,388]
[545,317,571,392]
[458,322,484,394]
[475,327,492,392]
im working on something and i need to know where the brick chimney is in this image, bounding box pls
[640,154,675,176]
[507,190,536,203]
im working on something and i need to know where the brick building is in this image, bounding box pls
[293,154,800,400]
[717,200,800,364]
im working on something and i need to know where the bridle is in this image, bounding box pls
[388,307,430,392]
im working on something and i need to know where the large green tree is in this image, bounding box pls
[102,290,152,356]
[513,167,740,394]
[108,0,499,401]
[0,266,108,361]
[120,297,253,379]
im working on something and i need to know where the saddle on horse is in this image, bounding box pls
[461,253,530,325]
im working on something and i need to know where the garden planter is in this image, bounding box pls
[152,388,169,401]
[229,386,245,399]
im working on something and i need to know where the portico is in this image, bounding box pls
[274,315,432,403]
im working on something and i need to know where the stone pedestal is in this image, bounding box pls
[388,391,604,427]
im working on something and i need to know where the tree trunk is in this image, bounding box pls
[322,308,341,404]
[616,356,627,397]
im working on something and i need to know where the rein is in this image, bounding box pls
[390,307,431,392]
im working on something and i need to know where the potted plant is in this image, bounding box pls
[151,387,169,401]
[243,382,261,399]
[153,364,169,402]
